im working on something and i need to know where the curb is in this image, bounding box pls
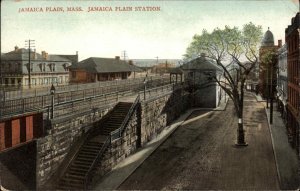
[251,93,266,103]
[264,106,282,189]
[192,98,229,112]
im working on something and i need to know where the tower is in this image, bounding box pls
[258,28,281,98]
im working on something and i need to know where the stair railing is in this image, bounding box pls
[110,94,140,142]
[84,136,110,190]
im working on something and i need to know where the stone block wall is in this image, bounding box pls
[37,87,191,189]
[36,105,115,188]
[140,89,191,146]
[94,89,191,181]
[95,109,139,178]
[0,141,36,190]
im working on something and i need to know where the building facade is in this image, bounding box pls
[69,56,142,83]
[181,53,223,108]
[286,13,300,152]
[0,47,77,88]
[258,28,282,98]
[277,44,288,124]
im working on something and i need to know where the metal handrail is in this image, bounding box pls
[0,77,168,118]
[84,136,110,190]
[83,95,140,189]
[3,76,169,100]
[110,94,140,142]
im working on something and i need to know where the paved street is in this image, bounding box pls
[118,93,280,190]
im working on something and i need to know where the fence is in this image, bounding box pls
[2,75,169,101]
[0,77,171,120]
[139,82,183,101]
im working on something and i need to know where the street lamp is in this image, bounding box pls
[50,84,55,119]
[143,78,147,100]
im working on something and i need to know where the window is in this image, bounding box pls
[17,63,22,72]
[17,79,21,86]
[53,64,56,72]
[43,63,46,72]
[72,71,76,78]
[24,78,29,85]
[11,78,15,85]
[32,78,36,85]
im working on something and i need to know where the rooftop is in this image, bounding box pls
[69,57,143,73]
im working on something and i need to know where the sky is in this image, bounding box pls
[1,0,299,61]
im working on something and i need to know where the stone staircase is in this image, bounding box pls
[100,102,132,135]
[56,102,132,190]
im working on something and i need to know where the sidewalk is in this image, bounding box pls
[93,100,228,190]
[263,101,299,189]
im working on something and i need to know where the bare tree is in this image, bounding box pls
[185,23,263,146]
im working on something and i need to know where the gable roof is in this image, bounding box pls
[1,48,73,62]
[54,54,78,64]
[69,57,143,73]
[182,54,222,71]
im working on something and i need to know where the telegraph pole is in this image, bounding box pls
[155,56,159,74]
[122,50,128,61]
[270,64,273,124]
[25,40,35,88]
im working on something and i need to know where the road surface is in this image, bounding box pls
[118,93,279,190]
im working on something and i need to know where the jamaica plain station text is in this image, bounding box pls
[88,6,161,12]
[18,6,160,13]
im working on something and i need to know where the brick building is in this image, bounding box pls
[277,44,288,125]
[286,12,300,152]
[258,28,282,98]
[0,46,77,88]
[69,56,142,83]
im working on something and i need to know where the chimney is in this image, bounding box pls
[42,51,48,60]
[278,40,282,48]
[76,51,78,55]
[129,60,133,65]
[31,49,36,59]
[115,56,120,60]
[14,46,19,51]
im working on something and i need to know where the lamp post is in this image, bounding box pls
[143,78,147,100]
[50,84,55,119]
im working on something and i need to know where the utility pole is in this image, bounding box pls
[270,63,273,124]
[155,56,159,64]
[266,64,269,108]
[25,40,35,89]
[121,50,128,61]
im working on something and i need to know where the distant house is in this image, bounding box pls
[181,53,223,108]
[69,56,142,83]
[0,46,77,88]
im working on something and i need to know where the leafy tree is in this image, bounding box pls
[260,49,278,123]
[185,23,263,146]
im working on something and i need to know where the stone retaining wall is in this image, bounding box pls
[36,105,116,188]
[95,109,139,178]
[93,88,191,182]
[37,88,191,189]
[141,88,191,146]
